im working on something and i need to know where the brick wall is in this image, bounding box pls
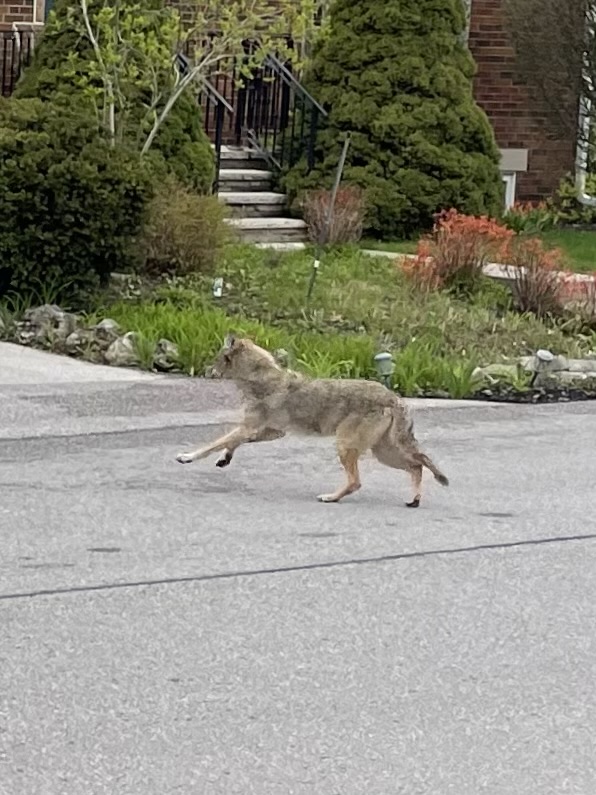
[0,0,34,28]
[468,0,578,201]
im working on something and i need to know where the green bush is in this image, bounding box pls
[284,0,503,238]
[141,177,231,277]
[502,201,556,234]
[0,98,151,300]
[550,174,596,226]
[14,0,214,193]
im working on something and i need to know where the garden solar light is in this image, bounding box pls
[536,349,554,363]
[530,348,554,387]
[212,277,223,298]
[374,351,394,388]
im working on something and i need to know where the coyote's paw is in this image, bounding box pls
[317,493,340,503]
[176,452,195,464]
[215,450,233,468]
[406,497,420,508]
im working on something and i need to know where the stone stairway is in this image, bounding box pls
[217,146,307,248]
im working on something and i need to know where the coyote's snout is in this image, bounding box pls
[177,334,449,505]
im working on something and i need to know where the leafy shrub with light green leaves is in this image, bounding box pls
[550,174,596,226]
[14,0,214,193]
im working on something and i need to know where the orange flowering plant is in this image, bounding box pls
[402,209,513,292]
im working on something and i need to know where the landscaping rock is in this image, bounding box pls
[273,348,290,368]
[153,338,179,372]
[474,352,596,400]
[16,304,79,348]
[520,353,568,373]
[92,318,121,347]
[473,363,521,382]
[64,328,96,357]
[566,358,596,373]
[553,371,596,385]
[104,332,140,367]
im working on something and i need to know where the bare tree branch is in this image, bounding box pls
[503,0,587,145]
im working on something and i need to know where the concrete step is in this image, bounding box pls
[218,168,273,192]
[218,145,269,171]
[219,191,288,218]
[226,217,307,244]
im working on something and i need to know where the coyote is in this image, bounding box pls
[176,335,449,505]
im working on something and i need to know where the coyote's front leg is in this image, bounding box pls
[215,427,285,468]
[176,426,258,464]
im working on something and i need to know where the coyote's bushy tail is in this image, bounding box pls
[415,452,449,487]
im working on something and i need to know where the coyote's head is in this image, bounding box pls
[210,334,282,380]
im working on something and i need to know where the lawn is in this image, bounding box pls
[362,228,596,272]
[89,245,595,397]
[540,229,596,272]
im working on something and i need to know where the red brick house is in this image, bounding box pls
[0,0,579,207]
[467,0,579,208]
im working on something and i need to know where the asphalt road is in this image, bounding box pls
[1,343,596,795]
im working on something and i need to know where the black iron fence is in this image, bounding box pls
[1,30,35,97]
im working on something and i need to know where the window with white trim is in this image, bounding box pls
[502,172,517,210]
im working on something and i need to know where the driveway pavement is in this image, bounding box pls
[1,343,595,794]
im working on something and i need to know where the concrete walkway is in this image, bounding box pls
[361,248,595,286]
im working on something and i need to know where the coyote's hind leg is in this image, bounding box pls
[405,465,423,508]
[318,414,390,503]
[317,448,362,503]
[372,437,424,507]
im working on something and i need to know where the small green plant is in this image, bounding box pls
[502,201,556,234]
[132,332,158,370]
[550,174,596,227]
[2,275,75,313]
[499,368,533,392]
[296,350,355,378]
[0,302,14,339]
[439,359,483,399]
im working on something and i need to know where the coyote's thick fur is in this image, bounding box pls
[176,335,449,505]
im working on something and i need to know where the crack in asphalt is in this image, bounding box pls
[2,531,596,602]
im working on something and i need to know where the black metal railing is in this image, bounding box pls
[244,51,327,172]
[0,30,35,97]
[200,37,327,175]
[176,52,234,193]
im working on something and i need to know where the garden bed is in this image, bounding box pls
[2,245,596,403]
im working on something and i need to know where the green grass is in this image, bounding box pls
[540,228,596,272]
[362,228,596,272]
[88,245,595,398]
